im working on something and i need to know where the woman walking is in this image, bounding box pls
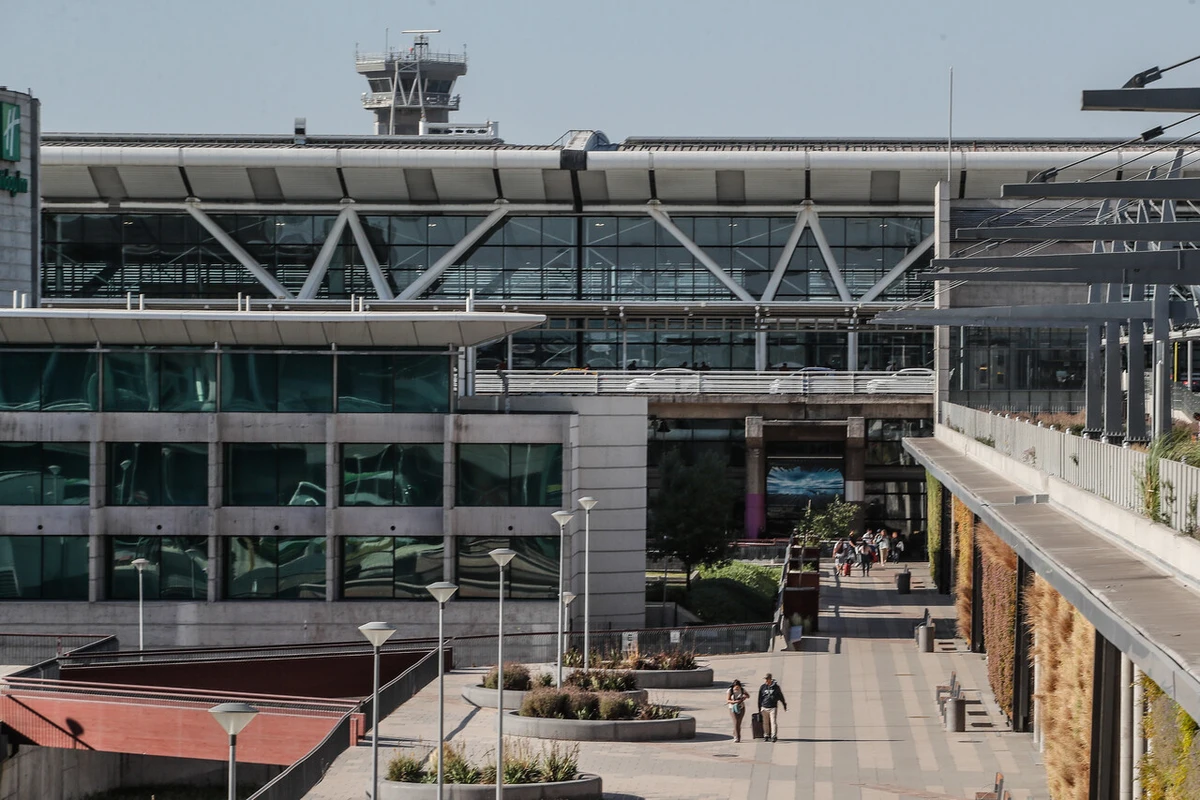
[727,679,750,742]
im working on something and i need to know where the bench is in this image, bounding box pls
[936,670,958,717]
[974,772,1010,800]
[914,607,932,642]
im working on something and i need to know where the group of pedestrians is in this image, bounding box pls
[831,529,905,577]
[725,673,788,742]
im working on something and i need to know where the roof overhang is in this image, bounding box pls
[0,309,545,347]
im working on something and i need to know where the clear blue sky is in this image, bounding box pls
[8,0,1200,144]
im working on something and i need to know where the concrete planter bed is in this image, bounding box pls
[461,684,646,709]
[503,710,697,741]
[621,666,713,689]
[379,773,603,800]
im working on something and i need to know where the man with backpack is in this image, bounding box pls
[757,672,788,742]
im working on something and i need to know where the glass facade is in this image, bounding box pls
[103,350,216,412]
[455,536,559,599]
[108,443,208,505]
[949,327,1087,411]
[863,480,927,535]
[0,442,89,505]
[341,444,443,506]
[866,419,933,466]
[226,536,327,599]
[0,350,97,411]
[108,536,208,599]
[337,354,450,413]
[0,536,89,599]
[224,444,326,506]
[341,536,444,598]
[767,331,849,370]
[220,352,333,413]
[456,444,562,506]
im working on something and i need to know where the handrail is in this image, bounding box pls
[475,369,935,397]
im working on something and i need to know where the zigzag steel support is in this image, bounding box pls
[398,206,510,300]
[298,208,352,300]
[859,233,936,302]
[185,205,292,299]
[344,209,394,300]
[760,210,809,302]
[807,209,852,302]
[646,207,756,302]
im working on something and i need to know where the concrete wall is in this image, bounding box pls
[0,89,36,302]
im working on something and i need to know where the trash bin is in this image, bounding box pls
[917,624,934,653]
[896,569,912,594]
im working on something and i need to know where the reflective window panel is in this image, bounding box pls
[341,444,443,507]
[224,443,326,506]
[456,444,563,507]
[0,536,89,599]
[341,536,444,599]
[455,536,559,599]
[226,536,326,599]
[0,442,89,505]
[108,443,208,506]
[108,536,209,600]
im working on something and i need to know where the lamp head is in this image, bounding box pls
[426,581,458,605]
[358,621,397,648]
[489,548,517,567]
[578,496,598,511]
[131,558,150,572]
[551,510,574,529]
[208,702,258,736]
[562,591,576,606]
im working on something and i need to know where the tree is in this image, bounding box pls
[648,448,737,588]
[794,498,858,544]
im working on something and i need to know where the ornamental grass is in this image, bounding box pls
[952,496,975,643]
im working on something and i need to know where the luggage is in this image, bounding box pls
[751,712,764,739]
[841,561,852,577]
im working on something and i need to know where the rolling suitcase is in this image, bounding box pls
[751,712,764,740]
[841,561,852,577]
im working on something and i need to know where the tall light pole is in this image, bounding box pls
[562,591,577,655]
[578,496,598,672]
[489,547,516,800]
[426,581,458,800]
[359,620,397,800]
[550,510,574,687]
[208,702,258,800]
[132,558,150,650]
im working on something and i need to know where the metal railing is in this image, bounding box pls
[59,638,437,669]
[360,91,460,109]
[475,369,935,397]
[355,50,467,66]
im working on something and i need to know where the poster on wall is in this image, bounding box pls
[765,458,844,512]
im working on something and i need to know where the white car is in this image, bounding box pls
[865,368,935,394]
[625,368,701,392]
[768,367,840,394]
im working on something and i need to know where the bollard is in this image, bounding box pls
[895,569,912,594]
[945,696,966,733]
[917,624,934,653]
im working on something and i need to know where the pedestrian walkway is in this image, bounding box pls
[305,561,1047,799]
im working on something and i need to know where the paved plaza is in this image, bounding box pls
[306,562,1047,799]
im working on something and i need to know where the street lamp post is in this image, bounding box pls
[359,621,397,800]
[426,581,458,800]
[489,548,516,800]
[577,497,598,672]
[562,591,577,653]
[132,558,150,650]
[550,510,574,687]
[208,702,258,800]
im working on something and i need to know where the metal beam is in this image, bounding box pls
[344,209,394,300]
[807,209,853,302]
[397,205,509,301]
[934,248,1194,271]
[858,233,935,302]
[928,264,1200,283]
[1003,177,1200,201]
[647,207,757,302]
[760,210,808,302]
[1082,87,1200,112]
[955,220,1200,242]
[185,205,293,299]
[297,208,352,299]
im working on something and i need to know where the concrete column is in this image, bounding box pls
[208,415,220,603]
[744,416,765,539]
[932,180,952,417]
[844,417,865,503]
[1091,632,1122,800]
[443,414,458,580]
[754,331,767,372]
[1133,665,1145,799]
[1120,653,1133,800]
[325,417,338,602]
[88,423,104,602]
[846,330,859,372]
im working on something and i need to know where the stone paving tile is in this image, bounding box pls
[305,561,1048,799]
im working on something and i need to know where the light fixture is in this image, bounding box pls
[359,621,397,800]
[489,548,516,799]
[551,510,575,687]
[209,702,258,800]
[577,496,599,671]
[132,558,151,651]
[426,582,458,800]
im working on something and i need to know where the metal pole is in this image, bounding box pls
[372,642,381,800]
[437,599,446,800]
[227,733,236,800]
[138,570,144,651]
[497,565,505,800]
[947,67,954,184]
[556,521,565,687]
[584,507,591,674]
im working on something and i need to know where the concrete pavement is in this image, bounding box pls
[305,561,1047,799]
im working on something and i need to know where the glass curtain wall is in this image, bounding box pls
[224,444,326,506]
[0,536,89,599]
[108,536,208,599]
[336,354,450,413]
[107,443,208,505]
[341,444,443,506]
[949,327,1087,411]
[456,444,562,506]
[0,350,97,411]
[455,536,559,599]
[341,536,444,598]
[103,351,217,411]
[0,443,89,505]
[226,536,327,599]
[220,352,333,413]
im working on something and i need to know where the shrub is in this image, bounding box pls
[656,650,696,670]
[482,662,532,691]
[598,695,637,720]
[636,702,681,720]
[567,690,600,720]
[520,688,571,719]
[535,671,554,687]
[565,668,637,692]
[437,741,478,785]
[696,561,780,597]
[685,577,774,623]
[539,741,580,783]
[501,740,543,785]
[386,751,427,783]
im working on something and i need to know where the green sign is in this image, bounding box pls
[0,168,27,197]
[1,103,19,163]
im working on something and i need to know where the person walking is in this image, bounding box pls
[878,530,891,565]
[757,672,788,742]
[858,538,873,576]
[726,679,750,742]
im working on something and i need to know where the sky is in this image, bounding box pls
[7,0,1200,145]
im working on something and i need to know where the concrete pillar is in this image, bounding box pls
[1133,665,1145,799]
[846,330,859,372]
[1120,653,1133,800]
[744,416,766,539]
[755,331,767,372]
[844,417,864,503]
[932,180,952,418]
[1091,632,1122,800]
[1104,284,1125,444]
[325,418,339,602]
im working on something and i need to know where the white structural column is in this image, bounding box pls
[1120,653,1134,800]
[298,208,353,299]
[1133,664,1145,799]
[185,205,293,299]
[398,205,510,300]
[760,209,809,302]
[344,208,395,300]
[806,209,852,302]
[646,206,756,302]
[858,233,936,302]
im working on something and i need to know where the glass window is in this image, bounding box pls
[220,352,332,413]
[103,351,156,411]
[279,354,333,412]
[341,536,444,599]
[108,443,207,506]
[510,445,563,507]
[457,444,562,507]
[225,443,326,506]
[226,536,326,599]
[337,355,392,412]
[108,536,208,600]
[455,536,559,599]
[341,444,443,506]
[159,352,217,412]
[0,351,43,410]
[0,442,89,505]
[336,354,450,413]
[0,536,88,599]
[395,355,450,413]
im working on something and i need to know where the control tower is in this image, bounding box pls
[355,30,468,135]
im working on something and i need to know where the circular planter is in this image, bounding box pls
[461,685,647,709]
[503,710,696,742]
[623,666,713,689]
[380,773,602,800]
